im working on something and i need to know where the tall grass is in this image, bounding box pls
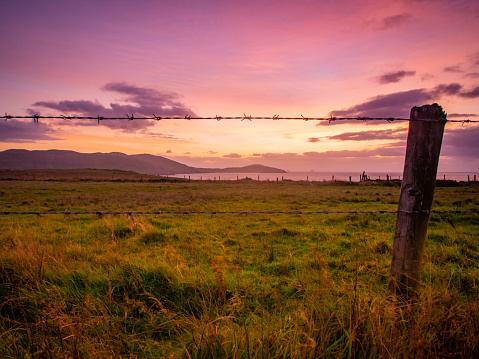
[1,178,478,358]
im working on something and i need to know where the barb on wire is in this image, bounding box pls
[242,113,252,121]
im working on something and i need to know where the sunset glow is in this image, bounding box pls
[1,0,478,172]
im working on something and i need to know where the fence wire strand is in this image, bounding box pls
[4,113,478,123]
[1,209,478,217]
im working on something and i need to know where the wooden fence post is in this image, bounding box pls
[388,104,446,300]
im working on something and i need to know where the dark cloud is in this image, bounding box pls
[448,113,478,118]
[430,83,463,97]
[137,131,180,140]
[166,150,172,153]
[469,52,479,66]
[444,65,464,73]
[30,82,197,133]
[303,144,405,158]
[465,72,479,78]
[442,125,479,157]
[376,70,416,84]
[375,13,413,30]
[0,120,60,143]
[328,128,407,141]
[458,85,479,98]
[223,153,242,158]
[252,146,405,159]
[307,137,321,143]
[329,89,433,119]
[327,83,479,122]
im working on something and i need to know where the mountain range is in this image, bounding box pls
[0,149,286,175]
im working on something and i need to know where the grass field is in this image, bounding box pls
[1,171,478,358]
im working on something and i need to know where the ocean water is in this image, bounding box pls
[171,171,479,182]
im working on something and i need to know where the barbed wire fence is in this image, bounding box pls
[1,105,478,219]
[1,209,478,217]
[3,104,478,297]
[3,113,479,123]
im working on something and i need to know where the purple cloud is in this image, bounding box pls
[30,82,197,133]
[329,89,433,119]
[303,144,405,158]
[376,70,416,84]
[223,153,242,158]
[0,120,60,143]
[444,65,464,73]
[327,83,479,122]
[430,83,463,97]
[374,13,413,30]
[307,137,321,143]
[448,113,478,118]
[442,125,479,157]
[458,85,479,98]
[328,128,407,141]
[465,72,479,78]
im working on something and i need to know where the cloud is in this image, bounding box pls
[30,82,197,133]
[376,70,416,84]
[465,72,479,78]
[328,128,407,141]
[327,83,479,122]
[442,125,479,157]
[444,65,464,73]
[329,89,433,119]
[166,150,172,153]
[138,130,180,140]
[0,120,60,143]
[303,144,405,159]
[307,137,321,143]
[370,13,413,31]
[223,153,242,158]
[430,83,463,97]
[448,113,478,118]
[458,85,479,98]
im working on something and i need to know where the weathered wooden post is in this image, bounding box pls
[388,104,446,300]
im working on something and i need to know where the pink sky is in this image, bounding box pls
[1,0,478,172]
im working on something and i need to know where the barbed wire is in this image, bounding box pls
[1,209,478,217]
[4,113,477,123]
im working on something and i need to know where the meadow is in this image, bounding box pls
[1,171,478,358]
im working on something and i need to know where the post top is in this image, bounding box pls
[410,103,447,121]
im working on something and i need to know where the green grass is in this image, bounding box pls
[1,177,478,358]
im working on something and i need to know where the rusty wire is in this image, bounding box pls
[1,209,478,217]
[5,113,478,123]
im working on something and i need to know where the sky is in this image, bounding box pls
[1,0,479,172]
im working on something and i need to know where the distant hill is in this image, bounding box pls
[0,149,286,175]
